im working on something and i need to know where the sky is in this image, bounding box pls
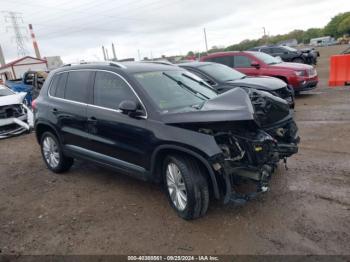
[0,0,349,63]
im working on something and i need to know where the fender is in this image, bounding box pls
[150,144,220,199]
[34,120,63,144]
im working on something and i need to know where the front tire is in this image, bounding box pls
[163,155,209,220]
[40,131,74,173]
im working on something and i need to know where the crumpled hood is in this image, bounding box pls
[162,88,255,124]
[226,76,286,91]
[0,92,26,107]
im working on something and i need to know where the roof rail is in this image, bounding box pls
[141,61,174,66]
[61,61,127,69]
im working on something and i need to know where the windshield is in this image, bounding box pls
[282,46,297,52]
[251,51,282,65]
[0,87,14,96]
[133,70,217,111]
[199,63,246,82]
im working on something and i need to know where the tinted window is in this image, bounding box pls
[233,55,252,67]
[64,71,90,103]
[54,73,68,98]
[207,56,233,67]
[271,48,284,53]
[93,71,137,110]
[49,74,59,96]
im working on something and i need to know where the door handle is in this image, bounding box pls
[88,116,97,123]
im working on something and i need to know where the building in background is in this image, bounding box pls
[45,56,63,70]
[310,36,336,46]
[0,56,47,81]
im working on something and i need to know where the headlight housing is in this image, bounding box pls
[295,70,306,76]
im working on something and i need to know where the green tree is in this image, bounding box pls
[324,12,350,37]
[337,16,350,35]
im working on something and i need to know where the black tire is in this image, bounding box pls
[292,57,305,64]
[163,154,209,220]
[40,131,74,173]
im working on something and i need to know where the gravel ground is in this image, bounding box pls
[0,45,349,255]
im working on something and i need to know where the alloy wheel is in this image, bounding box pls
[42,136,60,168]
[166,162,188,211]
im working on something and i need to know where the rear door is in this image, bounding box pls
[48,70,92,149]
[85,70,149,175]
[233,55,260,76]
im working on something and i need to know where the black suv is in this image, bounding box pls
[33,62,299,220]
[249,45,317,65]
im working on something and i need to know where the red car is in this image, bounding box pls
[201,51,318,94]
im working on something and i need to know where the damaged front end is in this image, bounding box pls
[0,88,34,139]
[164,87,300,204]
[186,122,279,204]
[249,89,299,160]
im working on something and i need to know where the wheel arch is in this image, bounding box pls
[35,121,61,144]
[150,145,220,199]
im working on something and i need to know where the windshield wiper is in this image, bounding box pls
[162,72,210,100]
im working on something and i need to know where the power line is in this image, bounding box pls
[2,11,28,57]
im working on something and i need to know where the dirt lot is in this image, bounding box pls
[0,45,349,255]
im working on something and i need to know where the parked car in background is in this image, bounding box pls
[0,85,33,138]
[179,61,295,108]
[5,70,48,106]
[201,51,318,94]
[248,45,317,65]
[33,62,299,220]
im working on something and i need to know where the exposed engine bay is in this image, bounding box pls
[165,88,300,204]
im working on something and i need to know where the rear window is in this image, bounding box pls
[64,71,91,103]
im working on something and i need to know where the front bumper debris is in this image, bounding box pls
[0,104,33,139]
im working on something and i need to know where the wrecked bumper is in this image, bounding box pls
[0,104,34,138]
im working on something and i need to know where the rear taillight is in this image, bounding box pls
[31,99,37,109]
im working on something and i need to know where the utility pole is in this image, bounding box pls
[102,46,107,61]
[203,28,208,53]
[111,43,117,61]
[262,27,268,44]
[0,44,5,65]
[29,24,41,59]
[137,49,141,61]
[3,11,28,57]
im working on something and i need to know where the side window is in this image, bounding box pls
[210,56,233,67]
[64,71,90,103]
[49,74,59,96]
[93,71,138,110]
[50,73,68,98]
[233,55,253,68]
[55,73,68,98]
[261,48,271,54]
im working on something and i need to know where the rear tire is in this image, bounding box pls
[163,155,209,220]
[40,131,74,173]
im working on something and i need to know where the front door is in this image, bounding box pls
[86,71,150,176]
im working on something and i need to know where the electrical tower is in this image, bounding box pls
[2,11,28,57]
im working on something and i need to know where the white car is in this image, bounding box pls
[0,85,34,138]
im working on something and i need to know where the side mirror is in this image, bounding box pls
[251,61,260,69]
[118,100,143,118]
